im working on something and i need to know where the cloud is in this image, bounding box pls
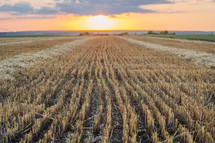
[0,16,56,20]
[0,0,173,16]
[0,2,34,15]
[35,7,59,15]
[0,1,59,15]
[55,0,172,15]
[140,0,215,14]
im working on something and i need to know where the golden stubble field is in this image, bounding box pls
[0,36,214,143]
[0,37,80,61]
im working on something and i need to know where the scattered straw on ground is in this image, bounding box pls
[0,38,81,61]
[0,37,93,80]
[127,36,215,54]
[120,36,215,68]
[0,37,76,46]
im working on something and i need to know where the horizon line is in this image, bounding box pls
[1,30,215,33]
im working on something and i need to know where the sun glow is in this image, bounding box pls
[85,15,116,30]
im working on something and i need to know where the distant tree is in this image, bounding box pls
[160,31,169,35]
[164,31,169,34]
[147,31,159,35]
[79,32,91,36]
[148,31,154,34]
[118,32,129,36]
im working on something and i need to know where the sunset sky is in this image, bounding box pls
[0,0,215,32]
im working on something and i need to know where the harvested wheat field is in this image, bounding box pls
[126,36,215,55]
[0,36,215,143]
[0,37,80,61]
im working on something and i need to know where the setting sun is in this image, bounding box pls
[85,15,116,30]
